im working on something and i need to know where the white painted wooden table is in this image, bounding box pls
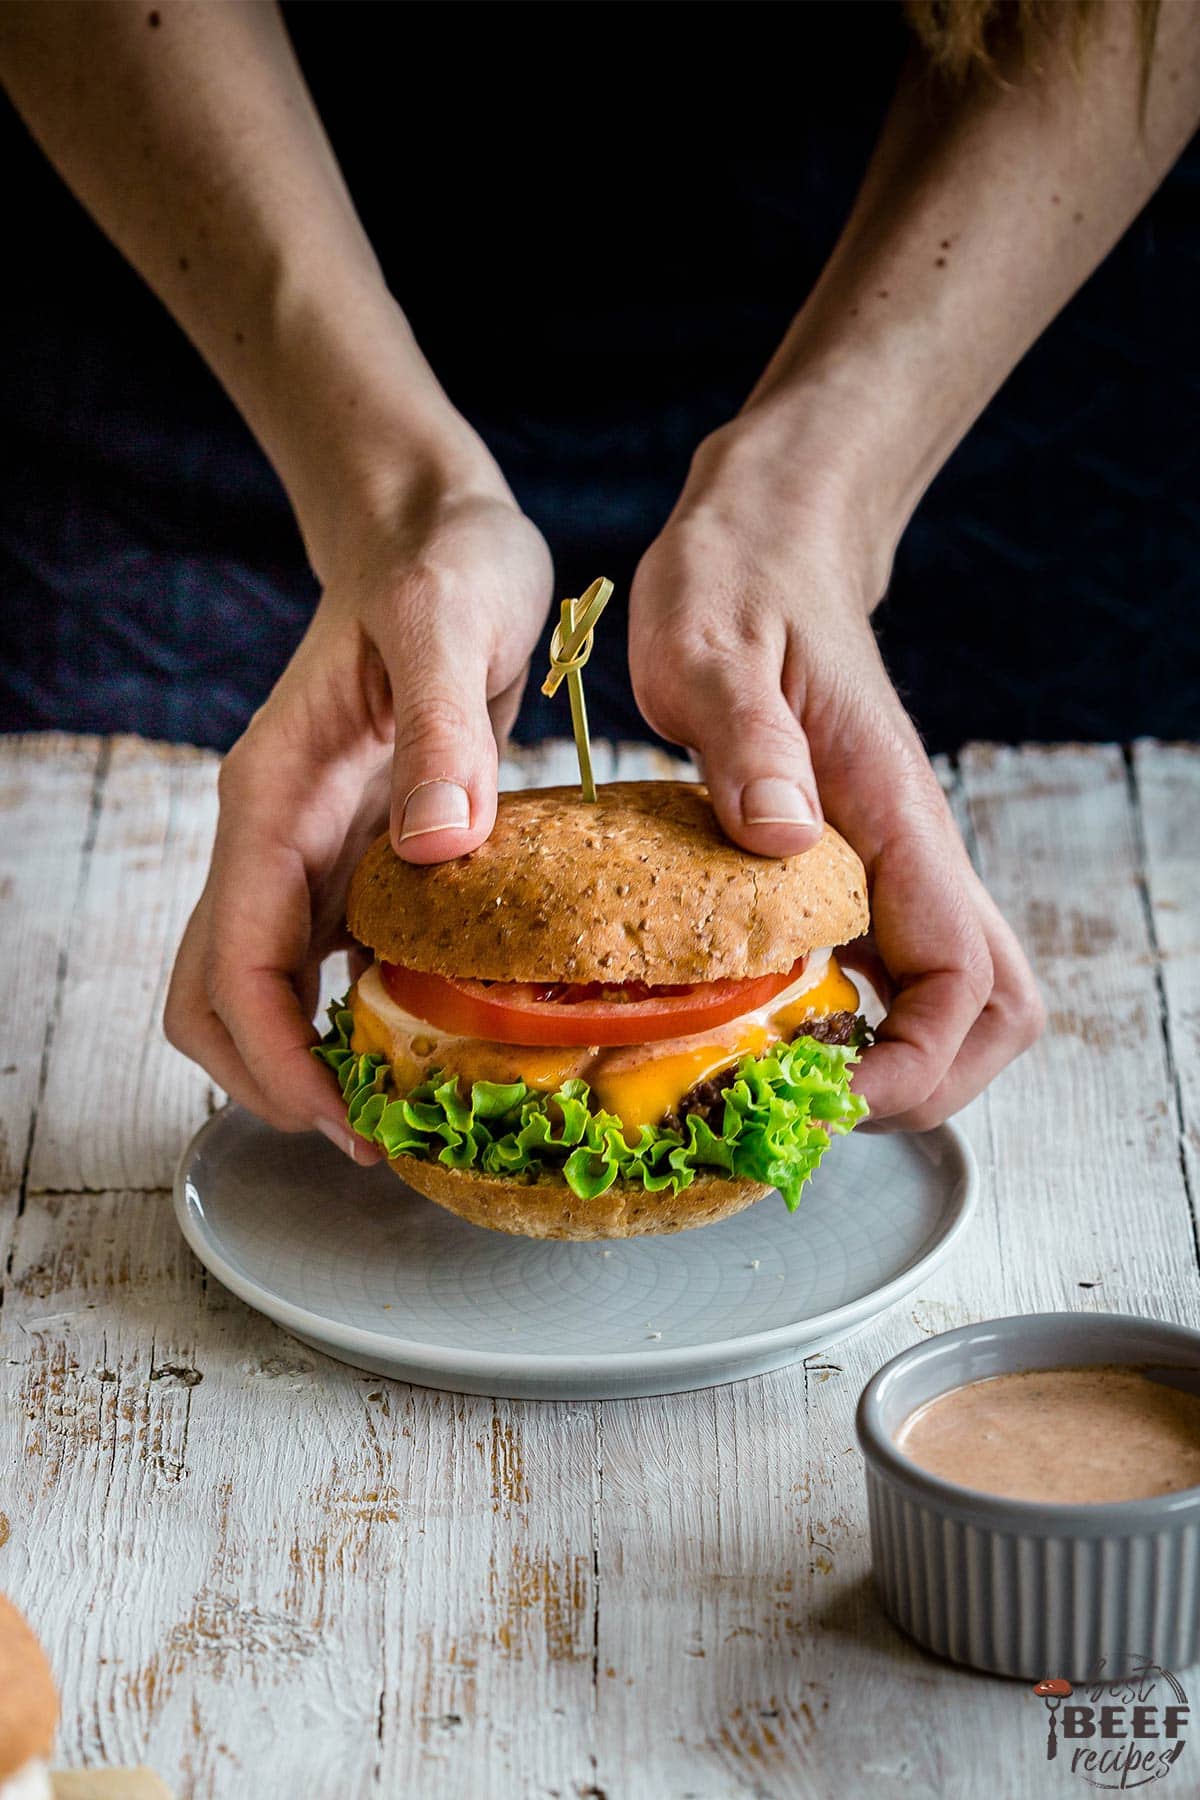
[3,732,1199,1800]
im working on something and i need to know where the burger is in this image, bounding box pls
[0,1593,56,1800]
[316,781,872,1239]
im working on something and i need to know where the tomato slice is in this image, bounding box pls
[379,957,808,1047]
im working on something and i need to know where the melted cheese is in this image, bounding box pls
[774,958,860,1033]
[592,1028,770,1131]
[350,1002,399,1061]
[347,956,860,1135]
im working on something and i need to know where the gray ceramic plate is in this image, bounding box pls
[173,1106,978,1399]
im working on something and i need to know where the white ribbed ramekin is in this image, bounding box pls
[856,1312,1200,1680]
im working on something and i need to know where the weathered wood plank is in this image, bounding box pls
[0,734,103,1192]
[1131,740,1200,1262]
[960,742,1198,1318]
[1,732,106,1515]
[373,1396,600,1798]
[1,1184,387,1796]
[29,739,219,1195]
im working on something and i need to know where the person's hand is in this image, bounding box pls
[629,426,1045,1130]
[165,476,553,1158]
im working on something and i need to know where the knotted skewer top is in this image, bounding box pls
[541,577,613,698]
[540,576,613,802]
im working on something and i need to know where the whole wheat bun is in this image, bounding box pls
[348,780,867,984]
[391,1155,771,1239]
[0,1592,57,1779]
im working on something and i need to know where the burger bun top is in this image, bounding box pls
[348,780,868,985]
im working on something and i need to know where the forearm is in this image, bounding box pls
[682,0,1200,600]
[0,0,499,576]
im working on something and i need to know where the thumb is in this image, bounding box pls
[388,662,499,865]
[649,664,824,858]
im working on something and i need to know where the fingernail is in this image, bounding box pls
[317,1118,362,1161]
[740,778,820,830]
[399,778,471,841]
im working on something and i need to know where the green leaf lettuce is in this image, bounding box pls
[313,996,867,1212]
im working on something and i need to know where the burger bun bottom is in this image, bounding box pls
[391,1157,770,1240]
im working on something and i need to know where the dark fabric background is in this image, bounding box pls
[1,1,1196,753]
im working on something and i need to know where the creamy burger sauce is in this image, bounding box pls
[348,949,861,1131]
[895,1364,1200,1504]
